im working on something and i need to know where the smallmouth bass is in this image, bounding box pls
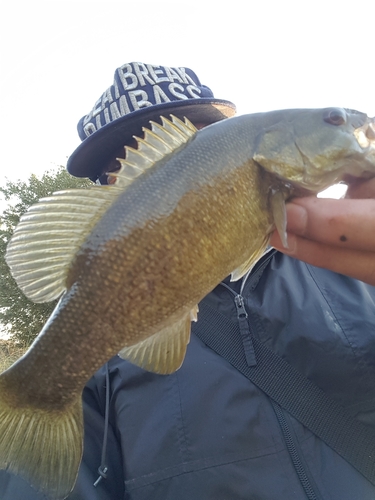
[1,108,375,499]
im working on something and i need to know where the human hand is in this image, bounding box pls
[269,178,375,285]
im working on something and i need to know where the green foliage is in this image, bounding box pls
[0,166,92,346]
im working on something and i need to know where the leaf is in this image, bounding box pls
[0,166,92,346]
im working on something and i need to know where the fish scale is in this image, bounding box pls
[0,109,375,499]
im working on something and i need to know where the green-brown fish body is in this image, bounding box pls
[1,108,375,498]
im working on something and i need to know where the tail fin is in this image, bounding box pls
[0,380,83,499]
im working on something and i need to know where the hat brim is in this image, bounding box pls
[66,98,236,180]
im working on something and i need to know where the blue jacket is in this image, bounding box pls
[1,251,375,499]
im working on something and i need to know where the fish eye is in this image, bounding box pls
[324,108,347,126]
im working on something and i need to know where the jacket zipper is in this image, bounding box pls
[220,249,277,366]
[220,252,320,500]
[272,401,319,500]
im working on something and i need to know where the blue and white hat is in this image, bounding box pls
[67,62,236,181]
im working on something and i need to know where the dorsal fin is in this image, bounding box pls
[5,186,122,303]
[6,115,198,303]
[109,115,197,187]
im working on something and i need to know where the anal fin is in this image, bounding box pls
[119,308,196,374]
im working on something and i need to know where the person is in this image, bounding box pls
[1,61,375,500]
[269,187,375,285]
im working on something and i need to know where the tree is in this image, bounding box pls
[0,166,92,346]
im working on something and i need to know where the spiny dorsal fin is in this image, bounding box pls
[6,115,197,304]
[118,306,197,374]
[109,115,197,187]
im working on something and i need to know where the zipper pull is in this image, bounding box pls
[234,295,257,367]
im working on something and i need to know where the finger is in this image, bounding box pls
[284,197,375,251]
[270,232,375,286]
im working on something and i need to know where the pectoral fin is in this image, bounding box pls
[119,307,197,374]
[269,189,288,248]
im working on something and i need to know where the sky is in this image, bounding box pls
[0,0,374,338]
[1,0,374,197]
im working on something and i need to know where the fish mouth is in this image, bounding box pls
[302,118,375,193]
[354,120,375,148]
[287,168,375,199]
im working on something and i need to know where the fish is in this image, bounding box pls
[1,108,375,499]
